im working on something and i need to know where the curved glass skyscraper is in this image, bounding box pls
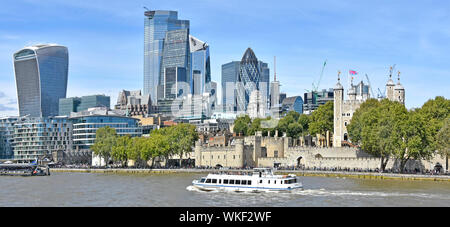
[236,48,269,112]
[13,44,69,117]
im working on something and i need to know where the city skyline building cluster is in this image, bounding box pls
[0,8,412,164]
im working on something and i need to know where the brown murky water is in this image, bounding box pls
[0,172,449,207]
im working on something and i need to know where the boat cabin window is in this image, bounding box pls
[212,179,217,184]
[260,180,263,184]
[206,179,211,183]
[268,180,270,184]
[235,180,241,185]
[248,181,252,185]
[224,179,229,184]
[219,179,222,184]
[230,180,235,184]
[200,178,206,183]
[285,179,297,184]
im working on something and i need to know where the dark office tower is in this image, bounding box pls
[59,95,111,116]
[14,44,69,117]
[221,61,240,112]
[143,10,189,104]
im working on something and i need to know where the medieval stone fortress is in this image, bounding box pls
[192,70,443,173]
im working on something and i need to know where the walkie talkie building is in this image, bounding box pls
[13,44,69,117]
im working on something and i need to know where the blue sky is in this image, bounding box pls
[0,0,449,116]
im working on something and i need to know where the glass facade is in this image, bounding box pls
[221,61,240,111]
[12,117,72,163]
[237,48,269,112]
[71,116,142,150]
[281,96,304,115]
[143,10,189,104]
[158,29,191,101]
[14,44,69,117]
[0,117,18,159]
[59,95,110,116]
[78,95,110,112]
[59,97,81,116]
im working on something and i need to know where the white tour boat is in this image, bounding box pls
[192,168,303,193]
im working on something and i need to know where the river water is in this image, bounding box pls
[0,172,449,207]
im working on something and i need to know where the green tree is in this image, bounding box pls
[436,117,450,171]
[347,99,407,172]
[170,124,198,167]
[233,115,251,136]
[111,135,131,167]
[418,96,450,152]
[91,126,117,166]
[392,109,433,172]
[127,137,144,167]
[309,101,334,136]
[276,111,301,137]
[146,133,170,168]
[297,114,311,136]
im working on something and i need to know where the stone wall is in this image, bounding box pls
[258,146,446,172]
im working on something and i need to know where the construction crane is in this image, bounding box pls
[378,88,386,99]
[312,60,327,92]
[365,74,375,98]
[389,64,397,78]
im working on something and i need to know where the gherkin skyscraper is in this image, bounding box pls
[236,48,269,112]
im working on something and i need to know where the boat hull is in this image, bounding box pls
[192,183,303,193]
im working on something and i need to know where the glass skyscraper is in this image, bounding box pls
[221,61,240,112]
[143,10,189,104]
[236,48,269,112]
[14,44,69,117]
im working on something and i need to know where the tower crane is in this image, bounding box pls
[365,74,375,98]
[312,60,327,92]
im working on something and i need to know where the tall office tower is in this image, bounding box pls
[14,44,69,117]
[190,35,211,95]
[158,28,191,101]
[259,61,270,102]
[221,61,240,112]
[143,10,189,104]
[236,48,269,112]
[193,70,202,95]
[269,57,280,117]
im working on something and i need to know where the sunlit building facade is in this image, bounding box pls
[13,44,69,117]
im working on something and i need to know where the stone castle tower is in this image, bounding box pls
[333,70,405,147]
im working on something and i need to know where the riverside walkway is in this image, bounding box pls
[50,168,450,182]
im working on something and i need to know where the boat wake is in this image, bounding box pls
[291,188,445,199]
[187,186,446,199]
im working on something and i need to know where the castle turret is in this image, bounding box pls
[348,77,356,100]
[333,72,344,148]
[394,72,405,105]
[386,67,396,101]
